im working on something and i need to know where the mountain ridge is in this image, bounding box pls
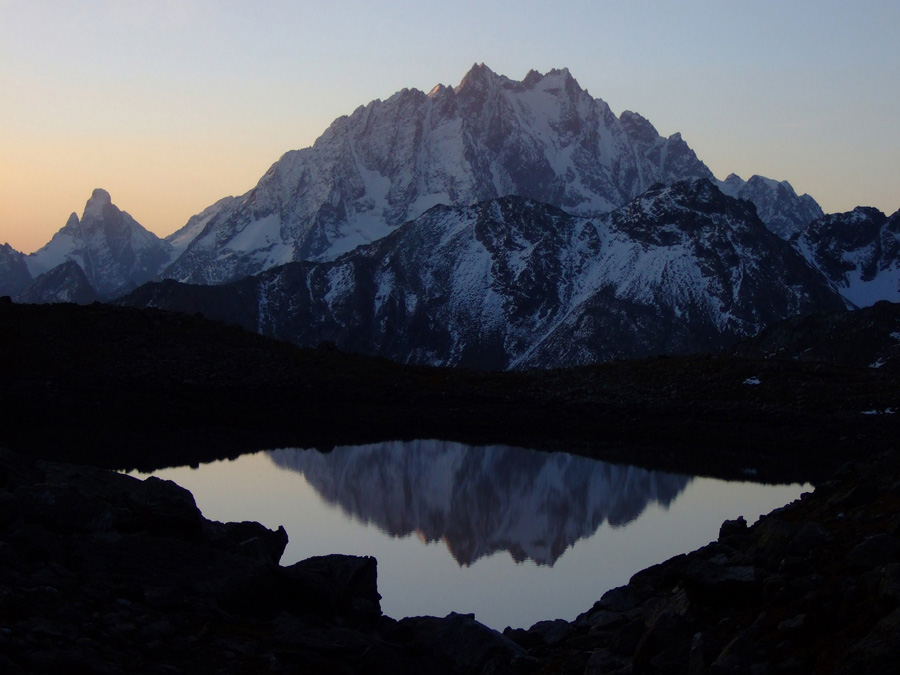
[158,63,788,285]
[120,179,846,369]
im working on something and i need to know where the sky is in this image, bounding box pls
[1,0,898,254]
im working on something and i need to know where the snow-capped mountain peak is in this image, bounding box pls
[162,65,716,285]
[23,189,172,299]
[83,187,113,220]
[718,173,823,239]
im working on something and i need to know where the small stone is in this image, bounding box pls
[719,516,748,541]
[777,614,806,631]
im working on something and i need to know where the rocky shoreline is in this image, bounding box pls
[2,301,899,671]
[3,446,899,674]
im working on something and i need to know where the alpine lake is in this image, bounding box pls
[129,440,808,631]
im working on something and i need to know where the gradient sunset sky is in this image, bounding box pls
[2,0,897,253]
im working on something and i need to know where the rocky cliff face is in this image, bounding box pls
[793,206,900,307]
[123,180,846,369]
[23,189,172,299]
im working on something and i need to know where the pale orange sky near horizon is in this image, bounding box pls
[2,0,898,254]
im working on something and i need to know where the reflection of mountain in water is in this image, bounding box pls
[267,441,692,567]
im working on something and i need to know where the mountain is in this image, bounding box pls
[792,206,900,307]
[267,441,691,567]
[718,173,823,239]
[121,179,845,369]
[4,65,838,304]
[16,260,98,305]
[162,64,720,285]
[0,243,31,297]
[23,189,173,299]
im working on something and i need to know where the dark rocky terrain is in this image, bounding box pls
[1,299,899,672]
[0,447,528,674]
[2,300,898,483]
[2,434,898,673]
[733,299,900,370]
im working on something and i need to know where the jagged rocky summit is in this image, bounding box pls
[162,64,717,284]
[161,63,824,286]
[1,64,849,305]
[719,173,824,240]
[13,188,172,302]
[122,179,845,369]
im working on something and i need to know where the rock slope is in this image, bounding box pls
[733,299,900,370]
[3,301,898,483]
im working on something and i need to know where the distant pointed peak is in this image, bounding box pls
[64,212,80,229]
[523,69,543,87]
[466,62,494,76]
[83,188,113,220]
[427,83,453,98]
[89,188,111,204]
[546,66,572,79]
[455,62,498,93]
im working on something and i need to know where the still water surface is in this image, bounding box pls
[129,440,808,630]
